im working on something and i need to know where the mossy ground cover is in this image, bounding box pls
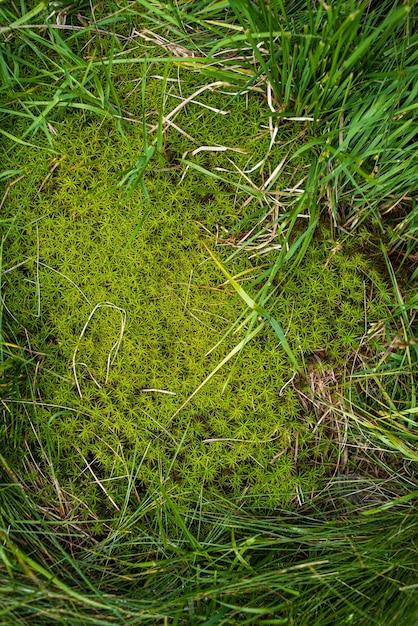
[1,3,417,624]
[2,57,393,515]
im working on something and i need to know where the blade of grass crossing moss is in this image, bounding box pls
[182,160,264,199]
[169,320,265,421]
[247,211,315,298]
[123,206,151,248]
[203,243,300,371]
[203,242,264,312]
[221,311,260,392]
[204,306,251,357]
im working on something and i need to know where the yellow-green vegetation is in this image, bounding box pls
[3,65,391,513]
[1,2,417,624]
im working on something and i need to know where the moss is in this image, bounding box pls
[2,60,391,515]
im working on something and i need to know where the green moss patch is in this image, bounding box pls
[2,65,390,513]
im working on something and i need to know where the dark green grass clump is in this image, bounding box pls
[1,467,417,626]
[3,70,390,513]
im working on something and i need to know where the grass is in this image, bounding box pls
[1,0,417,623]
[1,464,417,625]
